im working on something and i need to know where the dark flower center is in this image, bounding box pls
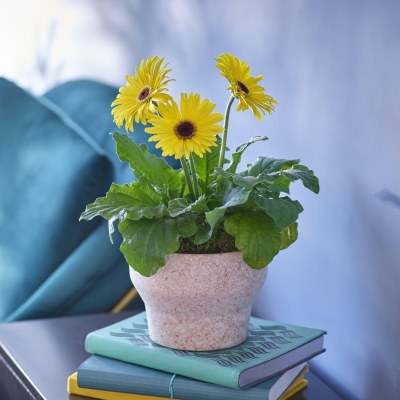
[237,80,249,94]
[138,87,150,101]
[175,120,196,139]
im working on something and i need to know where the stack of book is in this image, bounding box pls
[68,311,326,400]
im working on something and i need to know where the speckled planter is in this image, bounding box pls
[129,252,267,351]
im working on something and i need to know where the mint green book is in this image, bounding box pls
[85,311,325,389]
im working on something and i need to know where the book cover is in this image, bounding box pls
[85,311,325,389]
[75,355,309,400]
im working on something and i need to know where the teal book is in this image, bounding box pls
[85,311,325,389]
[77,355,308,400]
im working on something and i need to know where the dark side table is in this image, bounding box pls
[0,312,343,400]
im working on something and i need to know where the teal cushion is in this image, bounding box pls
[0,78,114,321]
[43,80,180,184]
[4,221,133,321]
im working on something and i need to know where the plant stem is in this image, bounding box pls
[216,95,235,195]
[218,94,235,170]
[180,156,195,198]
[189,154,200,199]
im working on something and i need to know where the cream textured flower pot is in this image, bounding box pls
[129,252,267,351]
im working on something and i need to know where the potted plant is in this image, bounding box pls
[81,54,319,351]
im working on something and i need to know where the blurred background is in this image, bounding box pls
[1,1,399,399]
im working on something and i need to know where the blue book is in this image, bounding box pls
[85,311,325,389]
[77,355,308,400]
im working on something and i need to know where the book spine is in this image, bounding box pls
[78,368,268,400]
[78,368,171,399]
[85,334,241,389]
[70,373,167,400]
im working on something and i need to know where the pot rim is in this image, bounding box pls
[170,250,242,257]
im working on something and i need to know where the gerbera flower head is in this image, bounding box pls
[215,53,278,122]
[145,93,224,159]
[111,56,175,132]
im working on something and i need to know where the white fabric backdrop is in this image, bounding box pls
[1,1,400,399]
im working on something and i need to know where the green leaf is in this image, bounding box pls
[251,195,303,229]
[192,139,222,196]
[112,132,182,193]
[264,174,293,194]
[113,204,168,241]
[168,198,190,217]
[80,176,168,239]
[168,195,209,217]
[242,156,300,176]
[194,187,252,244]
[224,212,282,269]
[256,186,282,198]
[282,164,320,194]
[119,213,197,276]
[215,168,273,190]
[191,196,210,212]
[207,187,251,226]
[205,207,227,229]
[217,163,320,196]
[226,136,268,174]
[218,178,233,202]
[280,222,299,250]
[221,186,252,207]
[80,176,166,221]
[194,223,213,244]
[194,207,226,245]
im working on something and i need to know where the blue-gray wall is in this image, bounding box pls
[2,1,399,399]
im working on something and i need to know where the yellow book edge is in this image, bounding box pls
[281,364,309,400]
[67,366,309,400]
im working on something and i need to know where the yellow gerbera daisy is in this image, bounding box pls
[111,56,174,132]
[215,53,278,121]
[145,93,224,159]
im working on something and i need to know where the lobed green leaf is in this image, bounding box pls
[112,132,182,193]
[80,176,167,221]
[224,159,319,195]
[242,156,300,176]
[168,196,209,217]
[280,222,299,250]
[80,176,168,240]
[224,212,282,269]
[282,164,320,194]
[215,168,273,190]
[119,213,197,276]
[250,195,303,229]
[194,187,252,244]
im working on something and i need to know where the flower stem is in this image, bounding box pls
[180,156,195,198]
[218,94,235,170]
[189,154,200,199]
